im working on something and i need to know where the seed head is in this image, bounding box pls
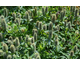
[1,19,7,31]
[15,37,20,46]
[49,22,53,30]
[31,37,34,43]
[51,14,56,23]
[4,8,8,17]
[49,30,53,39]
[0,33,3,42]
[9,36,13,41]
[25,11,30,21]
[54,39,59,46]
[70,50,74,57]
[34,33,37,41]
[45,6,48,13]
[73,45,78,52]
[43,24,47,30]
[15,18,20,26]
[62,38,65,43]
[68,22,71,29]
[25,35,29,43]
[32,29,38,35]
[75,9,78,17]
[39,22,43,30]
[7,40,13,46]
[42,6,45,16]
[3,52,7,58]
[10,44,15,53]
[7,55,12,59]
[0,15,4,19]
[0,50,3,56]
[36,21,39,28]
[12,12,16,20]
[13,54,16,59]
[2,43,8,52]
[17,13,21,19]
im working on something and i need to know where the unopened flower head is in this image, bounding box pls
[7,55,12,59]
[25,35,29,43]
[33,29,38,35]
[12,12,16,20]
[39,22,43,30]
[4,8,8,17]
[1,19,7,31]
[0,33,3,42]
[2,43,8,52]
[70,50,74,57]
[49,22,53,30]
[43,24,47,30]
[15,37,20,46]
[10,44,15,53]
[0,50,3,56]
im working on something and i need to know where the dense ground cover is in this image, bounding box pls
[0,6,80,59]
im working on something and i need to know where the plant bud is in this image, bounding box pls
[0,15,4,19]
[62,38,65,43]
[70,50,74,57]
[57,25,60,31]
[17,13,21,19]
[28,38,31,43]
[28,10,31,16]
[0,33,3,42]
[31,37,34,43]
[15,18,20,26]
[7,55,12,59]
[9,36,13,41]
[32,43,36,53]
[75,30,79,35]
[60,11,64,21]
[12,12,16,20]
[33,7,37,16]
[13,54,16,59]
[36,21,39,28]
[55,35,58,40]
[1,19,7,31]
[4,8,8,17]
[64,20,67,27]
[49,30,53,39]
[19,36,23,42]
[32,29,38,35]
[25,35,29,43]
[3,52,7,58]
[34,33,37,41]
[79,8,80,15]
[7,40,13,46]
[42,6,45,16]
[39,22,42,30]
[70,6,73,12]
[72,6,75,13]
[75,9,78,17]
[68,22,71,29]
[54,39,59,46]
[49,22,53,30]
[0,50,3,56]
[10,44,15,53]
[45,6,48,13]
[2,43,8,52]
[43,24,47,30]
[73,45,77,52]
[15,37,20,46]
[34,52,40,59]
[25,11,30,21]
[51,14,56,23]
